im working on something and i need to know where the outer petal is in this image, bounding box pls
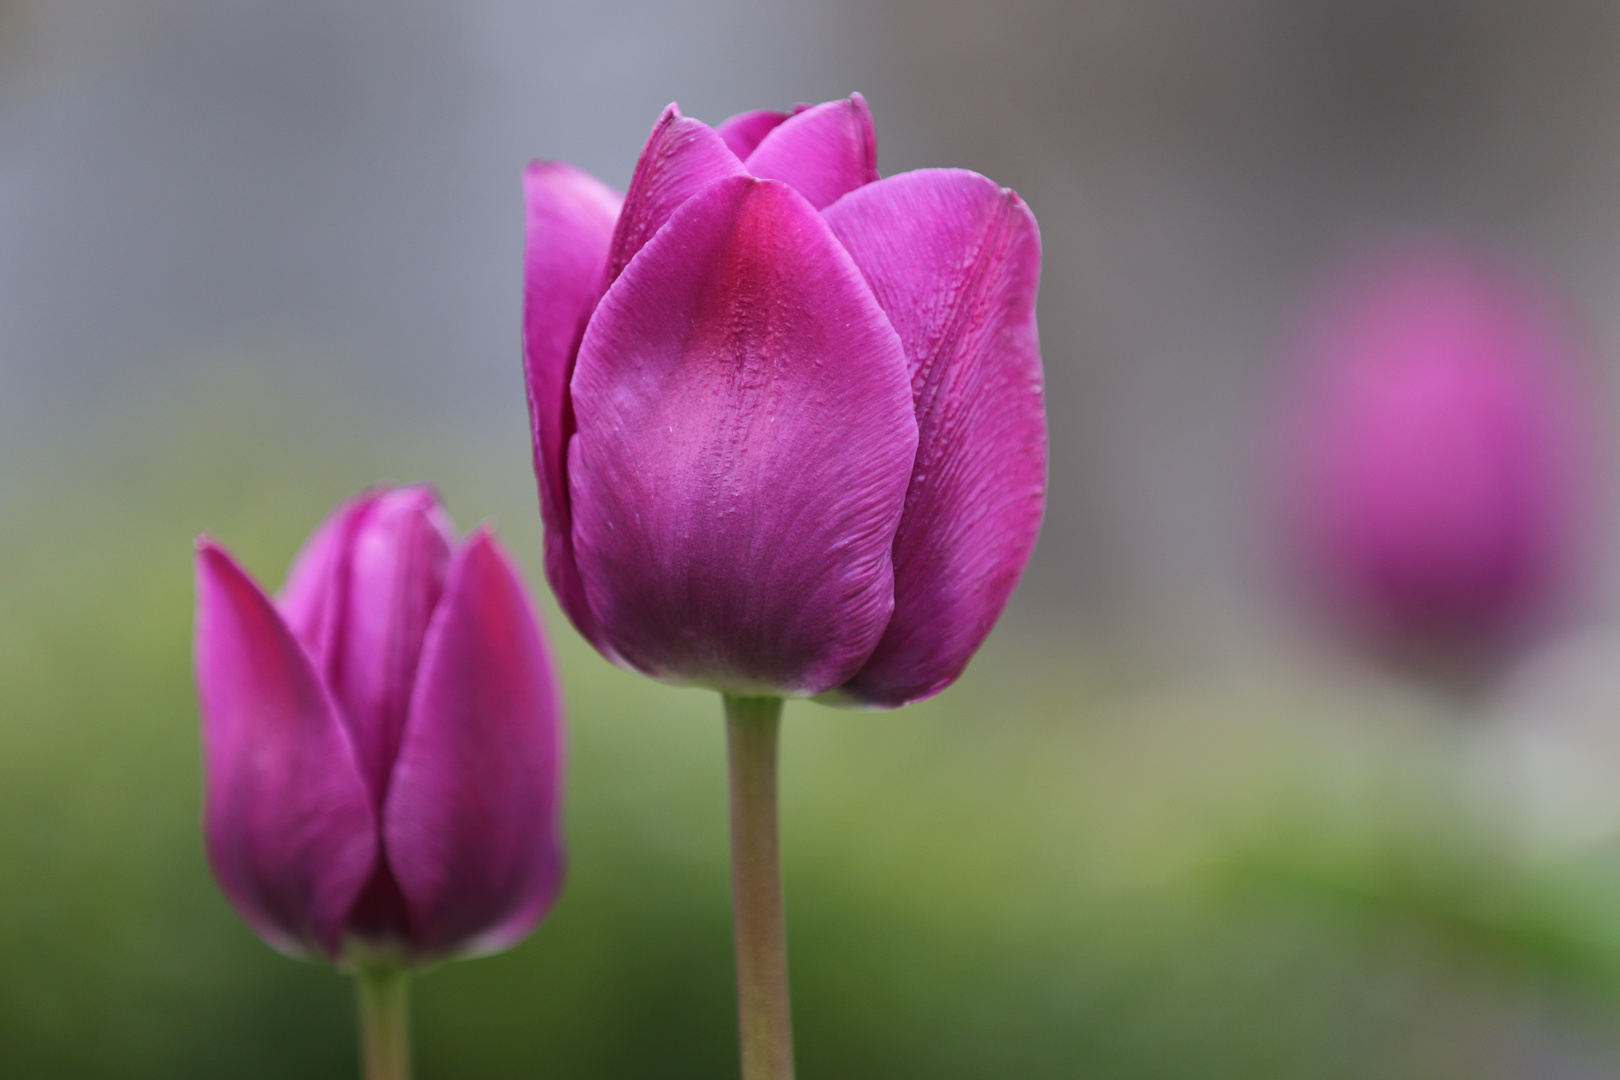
[743,94,879,210]
[716,108,791,160]
[824,169,1046,706]
[569,176,918,695]
[327,487,456,805]
[602,104,746,288]
[523,161,624,649]
[194,540,377,961]
[383,529,566,960]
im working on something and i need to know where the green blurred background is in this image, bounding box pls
[10,0,1620,1076]
[9,376,1620,1078]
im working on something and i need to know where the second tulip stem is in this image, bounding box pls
[355,966,413,1080]
[724,694,795,1080]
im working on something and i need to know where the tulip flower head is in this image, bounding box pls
[523,95,1047,707]
[193,487,565,969]
[1282,238,1591,681]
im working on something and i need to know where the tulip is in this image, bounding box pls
[193,486,565,1080]
[523,94,1046,707]
[522,96,1044,1080]
[1281,238,1590,685]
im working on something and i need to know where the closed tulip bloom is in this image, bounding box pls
[523,95,1046,708]
[524,96,1043,1080]
[1284,239,1590,675]
[193,486,565,970]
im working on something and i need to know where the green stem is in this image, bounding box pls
[355,967,413,1080]
[724,695,795,1080]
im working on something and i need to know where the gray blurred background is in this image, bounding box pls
[11,1,1620,1077]
[12,0,1620,661]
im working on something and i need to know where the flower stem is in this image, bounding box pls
[355,967,413,1080]
[724,694,795,1080]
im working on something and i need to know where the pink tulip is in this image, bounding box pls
[193,486,565,967]
[522,96,1047,707]
[1283,238,1591,674]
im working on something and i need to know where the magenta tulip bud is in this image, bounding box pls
[522,96,1047,707]
[1282,238,1592,677]
[193,487,565,967]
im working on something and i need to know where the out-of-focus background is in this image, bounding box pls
[9,0,1620,1076]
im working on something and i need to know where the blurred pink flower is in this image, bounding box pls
[523,96,1047,706]
[193,487,565,966]
[1282,238,1593,676]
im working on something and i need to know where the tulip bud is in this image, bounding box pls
[193,487,565,967]
[1281,238,1592,681]
[522,98,1047,707]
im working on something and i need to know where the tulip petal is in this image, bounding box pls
[277,489,378,660]
[743,94,879,210]
[194,541,377,961]
[327,488,456,805]
[603,104,746,288]
[523,161,624,650]
[824,169,1046,706]
[716,108,791,160]
[383,530,566,959]
[570,176,918,695]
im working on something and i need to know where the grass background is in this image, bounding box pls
[2,370,1620,1078]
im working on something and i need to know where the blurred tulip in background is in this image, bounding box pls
[1279,239,1595,686]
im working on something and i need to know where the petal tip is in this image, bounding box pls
[195,537,246,578]
[459,521,501,556]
